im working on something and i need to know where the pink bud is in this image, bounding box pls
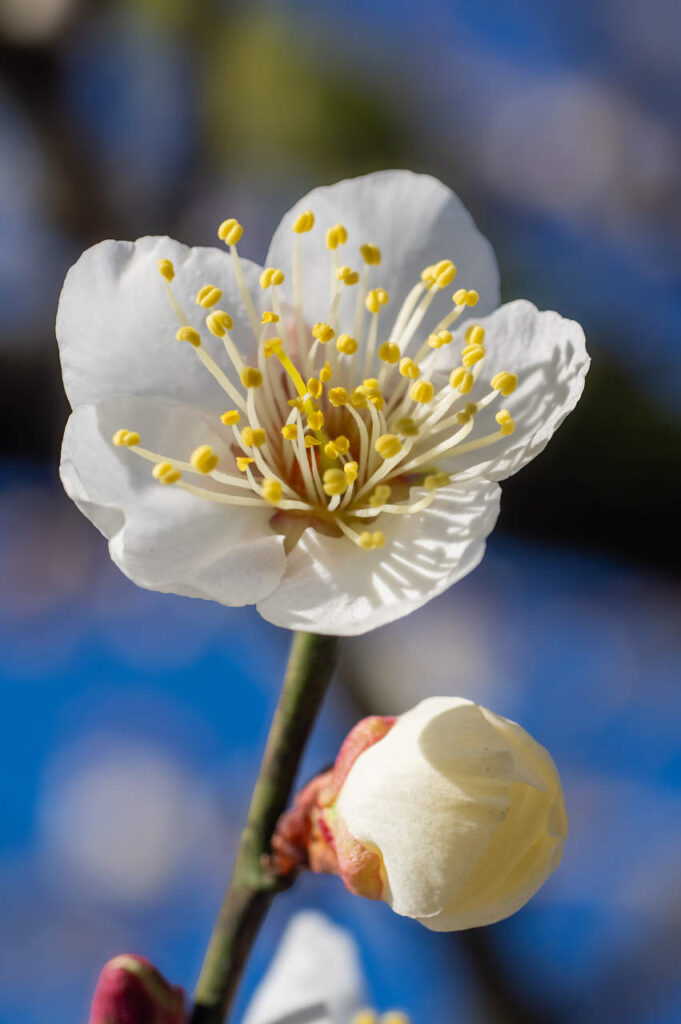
[270,716,395,898]
[88,955,186,1024]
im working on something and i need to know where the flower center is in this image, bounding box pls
[114,213,518,551]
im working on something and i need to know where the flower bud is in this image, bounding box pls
[302,697,568,931]
[88,955,186,1024]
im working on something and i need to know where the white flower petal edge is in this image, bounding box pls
[256,477,501,635]
[61,395,287,605]
[267,169,500,329]
[335,697,568,931]
[241,912,366,1024]
[57,236,263,413]
[430,299,590,481]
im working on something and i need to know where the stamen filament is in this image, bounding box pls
[353,490,438,516]
[395,285,438,353]
[399,419,476,472]
[176,480,271,507]
[362,311,380,380]
[193,346,247,411]
[388,281,426,345]
[229,246,259,333]
[354,441,414,502]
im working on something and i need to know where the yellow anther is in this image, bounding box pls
[312,322,334,343]
[304,435,321,448]
[378,341,400,363]
[496,409,515,435]
[359,531,385,550]
[453,288,468,306]
[462,344,486,368]
[292,209,315,233]
[450,366,474,394]
[261,311,279,324]
[322,468,348,496]
[206,310,233,336]
[336,265,360,286]
[282,423,298,441]
[424,471,451,491]
[288,397,304,412]
[344,461,358,484]
[152,461,181,485]
[363,377,379,390]
[157,258,175,282]
[456,402,478,425]
[360,243,381,265]
[490,371,518,396]
[336,334,358,356]
[196,284,222,308]
[410,380,435,404]
[307,409,324,431]
[421,263,437,284]
[259,267,285,289]
[190,445,219,474]
[369,484,391,507]
[221,409,241,426]
[112,429,140,447]
[465,289,479,306]
[350,388,367,409]
[365,288,390,314]
[350,1013,378,1024]
[375,434,402,459]
[319,360,332,383]
[325,223,348,249]
[241,366,263,389]
[218,218,243,245]
[241,426,267,447]
[434,260,457,289]
[176,326,201,348]
[394,416,419,437]
[399,357,420,379]
[324,436,349,460]
[264,337,284,359]
[370,394,385,410]
[236,456,254,472]
[307,377,323,399]
[428,330,453,349]
[262,478,283,504]
[465,324,485,345]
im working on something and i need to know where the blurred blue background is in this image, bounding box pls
[1,0,680,1021]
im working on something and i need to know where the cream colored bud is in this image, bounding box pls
[322,697,567,931]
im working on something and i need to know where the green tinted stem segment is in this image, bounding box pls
[190,631,338,1024]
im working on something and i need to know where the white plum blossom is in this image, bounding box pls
[57,171,588,635]
[311,698,568,931]
[241,912,365,1024]
[241,911,407,1024]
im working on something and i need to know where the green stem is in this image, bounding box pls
[190,631,338,1024]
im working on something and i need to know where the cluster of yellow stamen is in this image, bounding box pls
[113,210,520,551]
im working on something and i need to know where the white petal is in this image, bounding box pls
[431,299,589,481]
[266,170,500,342]
[335,697,566,930]
[241,912,366,1024]
[60,395,286,605]
[57,235,263,412]
[257,477,500,636]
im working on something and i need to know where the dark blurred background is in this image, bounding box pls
[1,1,680,1022]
